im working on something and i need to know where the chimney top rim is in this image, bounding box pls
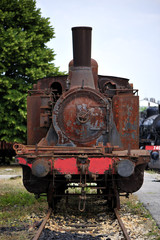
[72,26,92,31]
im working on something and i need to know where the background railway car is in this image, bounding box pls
[0,141,15,165]
[140,106,160,170]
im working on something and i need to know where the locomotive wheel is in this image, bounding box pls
[107,197,116,209]
[47,182,55,209]
[103,174,120,209]
[47,181,66,211]
[107,191,120,209]
[102,186,120,209]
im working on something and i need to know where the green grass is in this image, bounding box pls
[145,169,157,174]
[146,221,160,239]
[125,199,152,218]
[0,177,48,229]
[0,191,36,207]
[121,196,160,239]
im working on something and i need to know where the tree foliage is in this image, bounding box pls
[0,0,62,143]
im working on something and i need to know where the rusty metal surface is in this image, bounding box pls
[113,94,139,150]
[112,149,150,157]
[69,58,98,89]
[14,143,150,159]
[36,76,67,91]
[91,59,98,89]
[53,88,108,145]
[14,143,149,176]
[27,95,48,145]
[70,27,95,89]
[72,27,92,67]
[69,66,95,89]
[13,143,104,155]
[27,76,67,145]
[98,75,130,90]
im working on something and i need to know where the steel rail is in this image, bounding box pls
[114,208,131,240]
[32,208,52,240]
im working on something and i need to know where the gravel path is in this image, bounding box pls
[0,167,22,179]
[135,171,160,228]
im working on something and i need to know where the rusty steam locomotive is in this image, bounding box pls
[14,27,149,210]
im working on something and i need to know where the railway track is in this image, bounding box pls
[114,208,130,240]
[32,208,52,240]
[32,207,131,240]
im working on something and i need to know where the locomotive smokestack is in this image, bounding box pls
[70,26,95,89]
[72,27,92,67]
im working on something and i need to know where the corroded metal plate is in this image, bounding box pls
[53,88,108,144]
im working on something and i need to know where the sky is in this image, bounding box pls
[36,0,160,101]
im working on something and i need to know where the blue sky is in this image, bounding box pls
[36,0,160,101]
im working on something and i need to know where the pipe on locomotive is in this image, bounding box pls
[72,26,92,67]
[70,27,95,89]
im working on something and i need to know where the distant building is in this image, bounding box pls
[140,98,159,107]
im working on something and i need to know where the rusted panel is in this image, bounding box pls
[36,76,67,92]
[27,76,68,145]
[112,95,139,149]
[98,75,130,90]
[69,58,98,89]
[69,66,95,89]
[27,95,48,145]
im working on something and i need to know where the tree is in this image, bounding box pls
[0,0,62,143]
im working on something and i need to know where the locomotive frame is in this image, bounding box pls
[14,27,149,211]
